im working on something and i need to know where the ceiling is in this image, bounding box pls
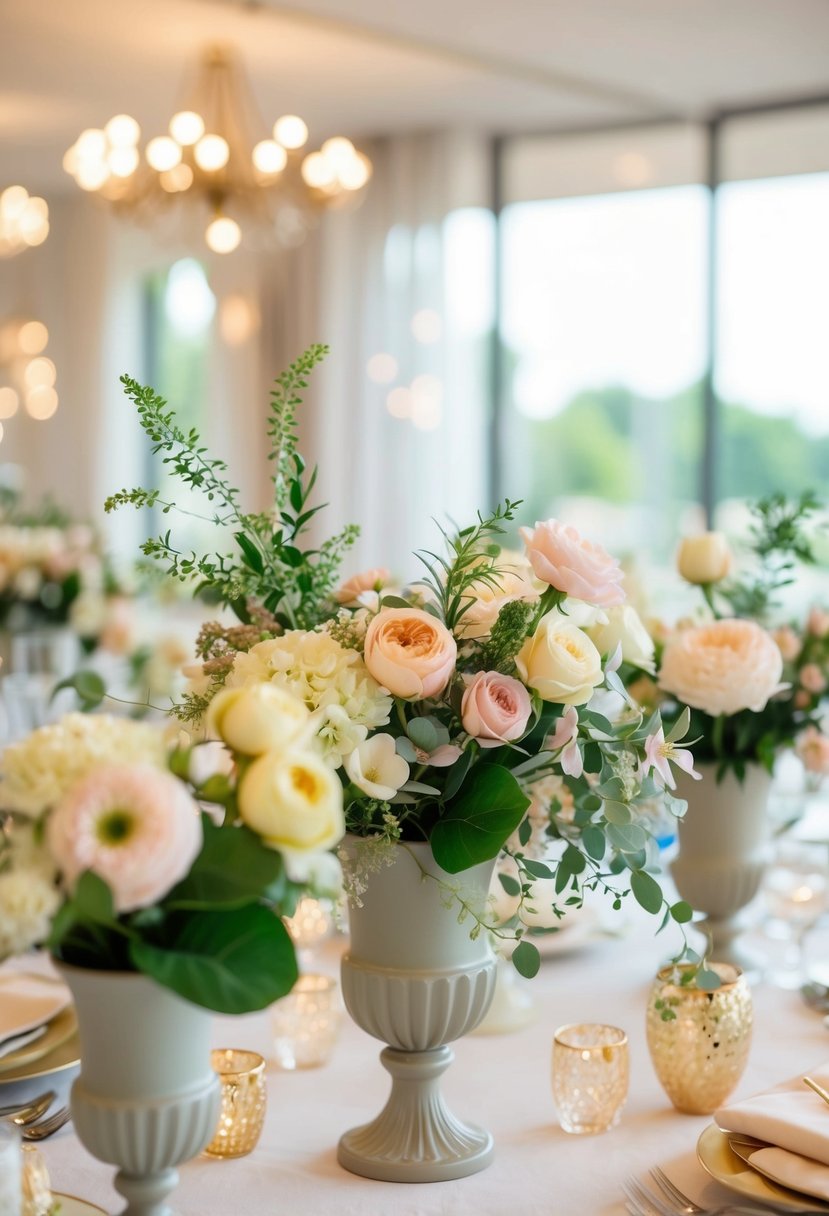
[1,0,828,192]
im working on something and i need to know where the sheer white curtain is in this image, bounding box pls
[259,130,494,582]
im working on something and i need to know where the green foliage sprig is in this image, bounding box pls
[717,491,821,622]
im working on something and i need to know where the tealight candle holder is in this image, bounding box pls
[0,1123,21,1215]
[271,973,341,1070]
[21,1145,53,1216]
[552,1023,629,1135]
[284,896,335,953]
[204,1049,267,1159]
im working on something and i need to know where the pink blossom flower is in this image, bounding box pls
[773,627,802,663]
[47,764,202,913]
[417,743,463,767]
[519,519,625,608]
[800,663,827,695]
[461,672,532,748]
[796,726,829,776]
[641,727,700,791]
[545,706,583,778]
[808,607,829,639]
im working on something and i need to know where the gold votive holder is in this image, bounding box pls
[205,1048,267,1159]
[645,962,753,1115]
[21,1145,53,1216]
[552,1023,629,1135]
[271,973,341,1070]
[284,896,335,953]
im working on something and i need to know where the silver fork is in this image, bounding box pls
[20,1106,70,1141]
[624,1174,828,1216]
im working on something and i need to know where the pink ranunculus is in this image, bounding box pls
[363,607,457,700]
[796,726,829,776]
[519,519,625,608]
[808,607,829,639]
[334,567,393,605]
[800,663,827,695]
[658,619,784,717]
[46,764,203,913]
[461,671,532,748]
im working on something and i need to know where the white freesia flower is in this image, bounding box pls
[310,704,368,763]
[345,734,410,800]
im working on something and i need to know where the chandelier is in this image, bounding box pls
[62,47,372,254]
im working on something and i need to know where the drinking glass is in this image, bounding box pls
[0,1122,22,1215]
[763,839,829,988]
[271,974,341,1070]
[3,628,79,739]
[552,1024,629,1134]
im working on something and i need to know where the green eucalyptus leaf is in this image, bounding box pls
[630,869,663,915]
[670,900,694,924]
[581,824,606,861]
[498,872,521,897]
[407,718,438,753]
[395,737,417,763]
[603,800,633,826]
[522,859,555,880]
[606,823,648,854]
[695,967,723,992]
[512,939,541,979]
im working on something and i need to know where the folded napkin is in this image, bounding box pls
[0,973,71,1040]
[716,1063,829,1201]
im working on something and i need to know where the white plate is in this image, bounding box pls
[0,974,71,1040]
[54,1195,108,1215]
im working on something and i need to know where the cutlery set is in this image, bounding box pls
[1,1090,70,1140]
[624,1167,828,1216]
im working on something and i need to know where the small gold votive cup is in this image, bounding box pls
[271,973,341,1070]
[645,962,753,1115]
[552,1023,629,1135]
[204,1048,267,1159]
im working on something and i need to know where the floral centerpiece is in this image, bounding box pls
[0,694,344,1010]
[103,345,697,979]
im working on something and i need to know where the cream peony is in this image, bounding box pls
[363,607,457,700]
[515,612,603,705]
[455,568,539,640]
[46,764,203,913]
[208,683,311,756]
[238,750,345,855]
[344,734,410,799]
[461,671,532,746]
[519,519,625,607]
[658,619,784,716]
[676,532,732,585]
[587,604,655,674]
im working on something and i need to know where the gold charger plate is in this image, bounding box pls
[697,1124,829,1213]
[0,1004,77,1075]
[0,1025,80,1086]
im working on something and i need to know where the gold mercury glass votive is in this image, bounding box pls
[645,962,753,1115]
[284,895,335,953]
[204,1049,267,1159]
[552,1024,630,1135]
[271,973,341,1070]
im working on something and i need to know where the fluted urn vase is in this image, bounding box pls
[671,763,773,976]
[338,840,497,1183]
[59,965,221,1216]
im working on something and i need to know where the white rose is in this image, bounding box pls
[676,533,732,585]
[238,750,345,855]
[587,604,655,673]
[207,684,311,756]
[515,612,603,706]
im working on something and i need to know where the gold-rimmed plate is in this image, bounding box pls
[697,1124,829,1213]
[0,1025,80,1087]
[0,1004,77,1075]
[53,1196,107,1216]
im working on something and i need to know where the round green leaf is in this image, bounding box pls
[512,939,541,979]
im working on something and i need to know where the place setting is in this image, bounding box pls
[0,973,79,1096]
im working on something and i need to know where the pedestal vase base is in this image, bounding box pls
[337,1046,494,1182]
[113,1168,178,1216]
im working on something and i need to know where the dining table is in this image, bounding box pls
[7,891,829,1216]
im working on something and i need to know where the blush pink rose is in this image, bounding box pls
[46,764,202,913]
[363,607,456,700]
[519,520,625,607]
[461,671,532,747]
[808,607,829,639]
[334,567,393,605]
[659,619,784,717]
[797,726,829,776]
[800,663,827,695]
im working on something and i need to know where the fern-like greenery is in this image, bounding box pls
[105,345,358,630]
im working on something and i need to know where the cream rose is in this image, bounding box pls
[238,751,345,855]
[658,619,784,716]
[515,613,603,706]
[461,671,532,745]
[207,683,311,756]
[455,569,539,640]
[587,604,655,673]
[519,519,625,608]
[363,607,456,700]
[676,532,732,585]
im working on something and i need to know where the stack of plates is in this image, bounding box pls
[698,1124,829,1212]
[0,972,80,1089]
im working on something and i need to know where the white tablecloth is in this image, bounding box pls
[10,911,829,1216]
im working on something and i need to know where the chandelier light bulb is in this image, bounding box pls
[169,110,205,146]
[0,388,18,419]
[274,115,308,150]
[0,186,29,221]
[194,134,230,172]
[338,152,372,192]
[146,136,182,172]
[18,321,48,355]
[301,152,335,190]
[75,129,108,163]
[75,160,110,191]
[321,137,355,169]
[159,164,194,193]
[252,140,287,175]
[25,386,59,421]
[24,357,56,389]
[108,147,140,178]
[105,114,141,148]
[205,216,241,254]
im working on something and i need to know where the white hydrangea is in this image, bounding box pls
[0,868,60,960]
[0,713,168,817]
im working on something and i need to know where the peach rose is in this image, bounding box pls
[773,626,802,663]
[808,607,829,639]
[515,613,603,705]
[676,532,732,585]
[519,520,625,607]
[363,607,456,700]
[797,727,829,776]
[800,663,827,695]
[455,568,539,640]
[658,619,784,716]
[461,671,532,747]
[334,567,393,606]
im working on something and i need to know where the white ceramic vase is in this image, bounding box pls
[59,966,221,1216]
[671,763,773,974]
[338,840,497,1182]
